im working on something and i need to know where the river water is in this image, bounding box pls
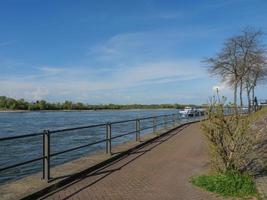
[0,109,181,184]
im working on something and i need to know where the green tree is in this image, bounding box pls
[37,100,47,110]
[62,101,73,110]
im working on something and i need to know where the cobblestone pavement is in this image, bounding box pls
[40,123,223,200]
[257,176,267,199]
[251,114,267,199]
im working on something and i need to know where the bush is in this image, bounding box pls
[201,97,264,174]
[191,171,259,199]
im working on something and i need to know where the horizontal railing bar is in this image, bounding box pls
[111,130,137,140]
[0,132,43,141]
[110,118,137,125]
[156,121,172,127]
[139,120,175,132]
[140,125,155,132]
[50,138,107,157]
[138,116,156,121]
[111,117,180,139]
[0,156,44,172]
[110,114,170,125]
[49,123,107,134]
[139,114,172,121]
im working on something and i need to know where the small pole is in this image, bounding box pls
[177,114,180,124]
[42,132,45,179]
[164,115,167,128]
[153,117,157,133]
[136,119,140,142]
[43,129,50,181]
[106,122,112,155]
[172,114,176,125]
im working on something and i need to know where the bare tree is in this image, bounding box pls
[238,28,267,112]
[205,27,267,112]
[204,36,242,112]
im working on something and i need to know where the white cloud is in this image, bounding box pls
[0,59,207,102]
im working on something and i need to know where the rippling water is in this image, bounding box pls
[0,109,180,184]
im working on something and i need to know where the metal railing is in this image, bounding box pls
[0,113,203,182]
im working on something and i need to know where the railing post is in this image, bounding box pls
[106,122,112,155]
[43,129,50,181]
[164,115,167,128]
[136,119,140,142]
[153,117,157,133]
[172,114,176,125]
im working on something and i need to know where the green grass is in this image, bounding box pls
[191,171,260,199]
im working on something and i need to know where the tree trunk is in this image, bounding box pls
[252,86,255,111]
[234,83,238,114]
[246,87,251,113]
[239,79,243,109]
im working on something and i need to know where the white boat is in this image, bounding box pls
[179,107,205,117]
[179,107,195,117]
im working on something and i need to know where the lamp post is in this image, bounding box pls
[213,86,220,103]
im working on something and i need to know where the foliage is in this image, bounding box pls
[201,97,264,174]
[0,96,192,111]
[191,171,259,199]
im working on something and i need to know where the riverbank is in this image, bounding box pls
[0,96,195,111]
[0,110,30,113]
[0,108,179,113]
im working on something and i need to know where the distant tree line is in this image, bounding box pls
[205,27,267,113]
[0,96,194,111]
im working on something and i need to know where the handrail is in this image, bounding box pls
[0,132,43,141]
[49,123,107,134]
[111,130,137,140]
[0,112,203,183]
[0,156,44,172]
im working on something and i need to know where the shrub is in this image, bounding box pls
[201,97,264,174]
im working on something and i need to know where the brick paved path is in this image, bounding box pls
[40,123,222,200]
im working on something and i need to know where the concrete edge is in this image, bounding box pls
[20,120,200,200]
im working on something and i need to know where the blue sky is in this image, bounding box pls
[1,0,267,104]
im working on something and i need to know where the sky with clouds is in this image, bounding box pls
[0,0,267,104]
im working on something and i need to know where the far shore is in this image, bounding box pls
[0,108,178,113]
[0,110,31,113]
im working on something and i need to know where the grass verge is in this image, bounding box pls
[191,171,260,199]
